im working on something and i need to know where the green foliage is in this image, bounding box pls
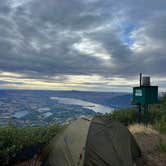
[156,139,166,153]
[154,119,166,134]
[106,108,138,125]
[0,124,62,165]
[107,93,166,132]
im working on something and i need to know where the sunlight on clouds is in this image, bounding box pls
[0,72,22,77]
[0,72,97,90]
[0,72,165,92]
[67,75,139,87]
[73,38,111,62]
[0,71,132,91]
[2,83,68,90]
[66,75,105,84]
[109,77,138,86]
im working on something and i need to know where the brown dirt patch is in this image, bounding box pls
[129,124,166,166]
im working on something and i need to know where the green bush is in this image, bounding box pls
[106,93,166,131]
[106,108,138,125]
[156,139,166,153]
[0,124,62,165]
[154,119,166,134]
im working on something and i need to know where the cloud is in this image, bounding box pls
[0,0,166,91]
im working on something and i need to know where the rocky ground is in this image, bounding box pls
[129,124,166,166]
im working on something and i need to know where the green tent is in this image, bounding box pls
[43,116,141,166]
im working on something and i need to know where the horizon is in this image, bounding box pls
[0,0,166,92]
[0,88,130,93]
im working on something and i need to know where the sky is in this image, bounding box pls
[0,0,166,92]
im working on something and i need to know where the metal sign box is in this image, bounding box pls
[133,86,158,104]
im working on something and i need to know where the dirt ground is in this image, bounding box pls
[129,124,166,166]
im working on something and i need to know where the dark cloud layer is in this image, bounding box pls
[0,0,166,84]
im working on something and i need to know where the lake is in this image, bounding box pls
[50,97,113,114]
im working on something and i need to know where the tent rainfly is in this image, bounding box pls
[43,116,141,166]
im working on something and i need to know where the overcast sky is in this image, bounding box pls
[0,0,166,92]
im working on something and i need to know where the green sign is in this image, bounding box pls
[133,86,158,104]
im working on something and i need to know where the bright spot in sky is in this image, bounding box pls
[73,38,111,61]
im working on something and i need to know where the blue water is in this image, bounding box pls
[51,97,113,114]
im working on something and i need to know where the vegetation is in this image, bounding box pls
[106,108,138,125]
[107,93,166,133]
[156,139,166,153]
[0,124,62,165]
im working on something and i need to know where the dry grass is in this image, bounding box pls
[129,124,166,166]
[129,124,159,135]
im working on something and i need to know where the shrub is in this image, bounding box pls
[153,119,166,134]
[156,138,166,153]
[106,108,138,125]
[0,124,62,165]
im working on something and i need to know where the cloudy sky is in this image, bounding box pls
[0,0,166,92]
